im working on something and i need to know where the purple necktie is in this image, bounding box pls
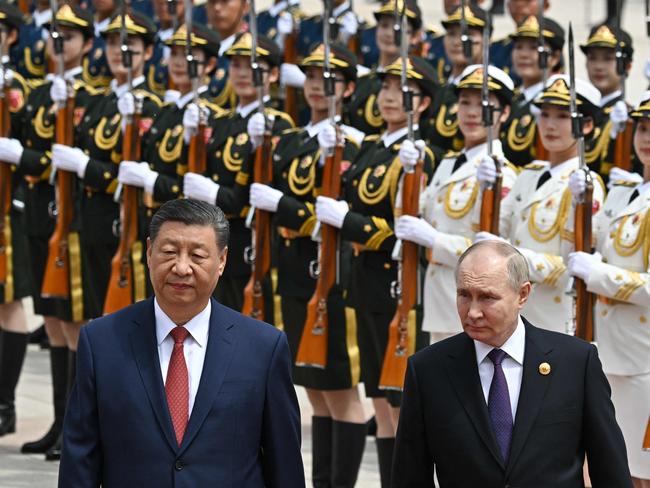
[487,348,513,463]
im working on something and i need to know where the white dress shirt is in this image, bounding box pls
[474,316,526,420]
[155,299,211,415]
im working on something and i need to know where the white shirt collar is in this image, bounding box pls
[635,180,650,197]
[33,9,52,28]
[333,1,350,17]
[447,73,462,86]
[549,156,579,178]
[95,16,110,38]
[158,27,174,42]
[1,55,9,65]
[474,316,526,368]
[522,81,544,103]
[381,124,419,148]
[463,139,504,162]
[110,75,145,98]
[64,66,83,79]
[269,0,288,17]
[154,297,211,348]
[600,90,622,107]
[176,86,209,109]
[219,33,237,57]
[305,118,332,138]
[236,95,270,118]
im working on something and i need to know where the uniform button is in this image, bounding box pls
[175,459,184,471]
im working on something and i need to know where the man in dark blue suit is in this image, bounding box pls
[58,199,305,488]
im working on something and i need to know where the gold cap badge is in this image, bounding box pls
[538,362,551,375]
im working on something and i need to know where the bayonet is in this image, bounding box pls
[460,0,472,61]
[537,0,548,86]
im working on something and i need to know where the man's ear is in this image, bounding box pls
[218,246,228,276]
[146,237,153,267]
[518,281,532,308]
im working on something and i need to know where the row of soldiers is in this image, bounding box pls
[0,0,648,486]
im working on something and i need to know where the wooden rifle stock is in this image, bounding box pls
[535,131,548,161]
[242,133,273,320]
[0,85,12,285]
[614,120,634,171]
[188,117,206,174]
[295,143,344,368]
[17,0,29,14]
[574,178,594,342]
[379,159,423,390]
[479,171,502,234]
[644,416,650,450]
[42,94,75,298]
[283,30,299,124]
[103,113,141,314]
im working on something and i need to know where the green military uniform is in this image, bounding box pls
[73,12,161,319]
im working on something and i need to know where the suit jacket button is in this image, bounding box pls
[175,459,184,471]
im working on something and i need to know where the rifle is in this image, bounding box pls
[103,3,143,314]
[17,0,29,15]
[0,27,12,287]
[283,9,299,124]
[460,0,473,61]
[295,0,340,369]
[242,0,273,321]
[184,0,206,174]
[379,2,420,391]
[613,0,633,171]
[166,0,179,91]
[644,415,650,450]
[569,24,594,342]
[478,15,502,235]
[533,0,549,161]
[42,0,75,299]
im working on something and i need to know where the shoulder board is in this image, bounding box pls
[267,108,295,127]
[425,26,441,36]
[280,127,303,136]
[342,134,359,148]
[133,89,163,107]
[25,78,45,91]
[523,162,547,171]
[11,71,29,92]
[443,150,460,159]
[200,100,225,115]
[363,134,381,143]
[491,36,511,46]
[610,178,638,187]
[358,70,373,79]
[503,160,521,174]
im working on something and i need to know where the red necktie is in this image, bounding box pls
[165,326,190,446]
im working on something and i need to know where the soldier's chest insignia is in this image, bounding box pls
[8,89,24,112]
[171,124,183,137]
[288,155,316,196]
[340,160,351,174]
[236,132,248,145]
[215,68,226,81]
[94,115,121,150]
[300,155,313,168]
[528,190,571,243]
[158,125,184,163]
[94,48,103,60]
[520,114,532,128]
[613,210,647,257]
[110,113,121,126]
[373,164,386,178]
[35,39,44,51]
[449,103,458,115]
[34,106,55,139]
[73,107,85,126]
[444,179,478,219]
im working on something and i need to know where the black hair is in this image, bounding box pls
[149,199,230,250]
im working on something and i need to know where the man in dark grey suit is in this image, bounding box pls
[392,240,632,488]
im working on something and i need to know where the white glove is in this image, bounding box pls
[247,112,267,150]
[277,11,295,35]
[567,251,602,282]
[250,183,283,212]
[474,231,508,244]
[315,196,349,228]
[339,11,359,40]
[607,166,643,190]
[395,215,437,248]
[398,139,425,170]
[609,100,629,138]
[183,172,220,204]
[568,170,587,199]
[318,123,337,153]
[50,76,67,104]
[0,67,14,90]
[117,161,159,193]
[0,138,23,165]
[117,92,135,118]
[52,144,89,178]
[164,89,181,104]
[477,154,497,185]
[183,103,200,143]
[281,63,306,88]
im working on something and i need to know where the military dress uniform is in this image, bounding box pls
[296,0,362,58]
[82,16,112,89]
[255,0,301,39]
[11,7,48,85]
[206,34,237,109]
[72,13,161,319]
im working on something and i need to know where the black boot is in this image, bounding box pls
[311,416,332,487]
[0,330,29,436]
[376,437,395,488]
[21,347,69,453]
[331,420,366,488]
[46,350,75,461]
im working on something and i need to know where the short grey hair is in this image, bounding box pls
[455,240,530,291]
[149,199,230,250]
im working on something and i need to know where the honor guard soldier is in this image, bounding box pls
[117,22,222,295]
[501,15,564,167]
[421,3,488,159]
[82,0,118,89]
[395,65,518,343]
[204,0,249,108]
[256,0,301,39]
[0,0,32,441]
[477,75,605,334]
[0,3,97,460]
[50,10,161,320]
[182,32,294,312]
[345,0,423,137]
[316,55,436,487]
[567,92,650,487]
[11,0,49,85]
[249,42,367,488]
[581,23,637,180]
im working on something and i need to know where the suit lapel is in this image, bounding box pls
[179,298,236,454]
[445,335,505,469]
[129,298,179,452]
[505,321,554,475]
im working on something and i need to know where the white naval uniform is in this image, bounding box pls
[419,140,518,338]
[583,181,650,478]
[499,157,605,334]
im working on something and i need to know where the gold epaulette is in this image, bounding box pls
[503,160,521,174]
[280,126,303,136]
[133,89,163,107]
[610,178,639,187]
[523,162,547,171]
[363,134,381,143]
[443,150,461,159]
[200,99,225,115]
[266,107,295,127]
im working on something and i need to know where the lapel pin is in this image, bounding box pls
[538,362,551,375]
